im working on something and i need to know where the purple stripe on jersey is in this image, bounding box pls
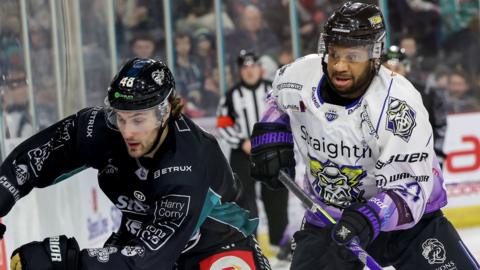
[375,78,393,134]
[251,131,293,149]
[426,156,448,213]
[316,76,325,105]
[260,101,291,126]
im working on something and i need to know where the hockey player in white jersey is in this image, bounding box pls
[249,2,480,269]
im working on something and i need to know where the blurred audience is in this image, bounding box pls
[128,33,164,60]
[174,33,208,118]
[2,68,33,139]
[226,4,280,75]
[445,69,480,113]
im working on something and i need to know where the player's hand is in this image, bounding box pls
[250,122,295,189]
[10,253,21,270]
[332,203,380,247]
[11,235,80,270]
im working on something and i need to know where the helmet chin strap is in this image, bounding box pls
[144,117,169,156]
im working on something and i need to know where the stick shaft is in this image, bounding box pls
[278,170,383,270]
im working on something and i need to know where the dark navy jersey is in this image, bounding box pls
[0,107,258,269]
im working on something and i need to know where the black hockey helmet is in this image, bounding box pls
[319,2,385,59]
[105,58,175,131]
[383,45,406,63]
[237,49,259,66]
[106,58,175,111]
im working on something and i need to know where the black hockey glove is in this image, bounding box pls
[250,122,295,189]
[0,223,5,239]
[332,203,380,248]
[11,235,80,270]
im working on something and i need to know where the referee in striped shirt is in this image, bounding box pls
[216,50,288,250]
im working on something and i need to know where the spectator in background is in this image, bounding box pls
[174,32,206,118]
[382,45,448,161]
[440,0,479,39]
[226,4,280,75]
[0,14,23,69]
[445,69,480,113]
[442,15,480,78]
[387,0,441,56]
[128,33,163,60]
[174,1,235,35]
[1,68,33,139]
[217,50,289,254]
[399,36,431,84]
[277,44,294,67]
[193,28,217,79]
[115,0,164,45]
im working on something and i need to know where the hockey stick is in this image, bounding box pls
[278,170,383,270]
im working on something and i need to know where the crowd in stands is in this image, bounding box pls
[3,0,477,126]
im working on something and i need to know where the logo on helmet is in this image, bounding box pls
[152,69,164,86]
[114,92,133,100]
[368,15,383,28]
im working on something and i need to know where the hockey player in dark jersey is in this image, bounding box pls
[0,58,271,270]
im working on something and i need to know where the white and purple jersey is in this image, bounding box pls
[262,54,447,232]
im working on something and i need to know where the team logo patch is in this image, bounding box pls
[138,195,190,250]
[155,194,190,227]
[199,250,255,270]
[134,190,146,201]
[421,238,446,264]
[325,109,338,122]
[87,247,118,263]
[135,167,148,180]
[152,69,164,86]
[14,162,29,185]
[121,246,145,257]
[385,97,416,142]
[308,155,366,207]
[368,15,383,28]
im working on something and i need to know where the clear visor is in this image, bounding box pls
[318,33,383,62]
[104,90,172,132]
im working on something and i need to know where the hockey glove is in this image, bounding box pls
[11,235,80,270]
[332,203,380,248]
[250,122,295,189]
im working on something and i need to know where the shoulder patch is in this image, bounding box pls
[385,97,416,142]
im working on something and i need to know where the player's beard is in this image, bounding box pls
[329,65,374,98]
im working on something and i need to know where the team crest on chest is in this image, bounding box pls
[385,97,416,142]
[325,109,338,122]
